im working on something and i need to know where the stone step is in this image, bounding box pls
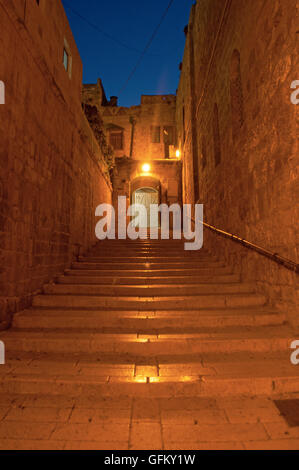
[71,261,225,270]
[79,256,221,263]
[1,374,298,397]
[32,293,267,310]
[0,353,298,397]
[86,252,216,260]
[43,282,255,297]
[90,241,194,247]
[0,326,295,355]
[57,273,240,285]
[89,242,196,246]
[12,308,285,330]
[84,245,214,252]
[65,266,233,277]
[86,246,211,252]
[87,253,214,260]
[78,250,218,262]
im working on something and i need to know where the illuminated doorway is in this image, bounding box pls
[134,187,159,228]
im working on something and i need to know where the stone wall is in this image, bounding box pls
[82,79,108,108]
[176,16,196,206]
[0,0,112,328]
[177,0,299,324]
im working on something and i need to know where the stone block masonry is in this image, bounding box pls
[0,0,112,328]
[82,84,177,162]
[177,0,299,325]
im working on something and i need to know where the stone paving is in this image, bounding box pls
[0,239,299,450]
[1,393,299,450]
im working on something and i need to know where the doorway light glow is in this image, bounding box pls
[176,150,181,158]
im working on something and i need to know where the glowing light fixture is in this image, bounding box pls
[142,163,151,173]
[175,149,181,158]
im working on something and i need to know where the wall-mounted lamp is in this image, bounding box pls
[175,150,181,159]
[142,163,151,173]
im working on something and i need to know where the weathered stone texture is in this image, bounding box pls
[82,86,178,161]
[177,0,298,323]
[0,0,112,327]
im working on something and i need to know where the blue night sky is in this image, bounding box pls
[61,0,194,107]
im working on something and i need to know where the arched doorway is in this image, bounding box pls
[130,176,161,229]
[134,187,159,228]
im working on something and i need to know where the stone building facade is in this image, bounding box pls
[0,0,112,328]
[82,84,182,222]
[176,0,298,324]
[82,84,178,160]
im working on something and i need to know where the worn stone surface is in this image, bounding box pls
[0,238,298,449]
[0,0,112,326]
[176,0,299,324]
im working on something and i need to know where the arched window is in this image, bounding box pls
[213,104,221,167]
[230,49,244,139]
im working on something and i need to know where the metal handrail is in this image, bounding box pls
[191,214,299,274]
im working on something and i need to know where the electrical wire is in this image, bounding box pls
[63,1,157,56]
[118,0,175,96]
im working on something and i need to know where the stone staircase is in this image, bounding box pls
[0,238,299,449]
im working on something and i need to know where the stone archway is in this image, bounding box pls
[130,176,161,229]
[133,187,159,228]
[130,176,161,204]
